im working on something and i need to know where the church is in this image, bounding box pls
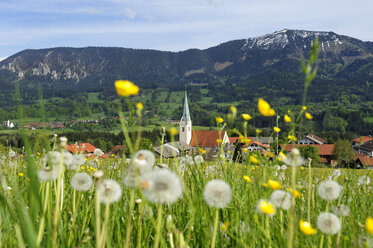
[154,90,230,158]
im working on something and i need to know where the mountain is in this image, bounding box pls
[1,29,373,90]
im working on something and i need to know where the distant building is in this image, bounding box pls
[352,136,373,150]
[298,134,327,145]
[281,144,336,165]
[6,120,14,128]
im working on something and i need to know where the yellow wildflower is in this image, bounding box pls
[261,183,268,187]
[305,112,313,120]
[273,127,281,133]
[221,221,230,232]
[250,156,259,164]
[115,80,139,97]
[199,148,206,154]
[216,117,224,124]
[216,139,222,144]
[268,179,283,190]
[242,148,248,153]
[19,173,23,177]
[299,220,317,235]
[259,200,276,215]
[288,135,297,141]
[366,217,373,235]
[302,106,307,111]
[256,129,262,135]
[284,114,291,123]
[279,152,287,160]
[81,166,85,170]
[169,127,178,136]
[266,151,275,158]
[258,98,276,117]
[287,188,302,197]
[242,113,252,120]
[136,102,144,110]
[241,137,251,144]
[243,175,252,183]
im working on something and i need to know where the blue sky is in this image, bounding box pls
[0,0,372,59]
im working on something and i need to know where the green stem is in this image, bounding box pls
[287,165,297,248]
[52,155,65,248]
[210,209,219,248]
[124,189,135,248]
[307,159,312,222]
[95,184,101,248]
[154,204,164,248]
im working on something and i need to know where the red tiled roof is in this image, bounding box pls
[66,143,97,154]
[190,130,226,147]
[229,137,240,143]
[280,144,335,156]
[352,136,373,144]
[355,152,373,167]
[306,134,327,144]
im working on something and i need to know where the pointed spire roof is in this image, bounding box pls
[181,90,191,123]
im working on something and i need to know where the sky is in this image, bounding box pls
[0,0,373,59]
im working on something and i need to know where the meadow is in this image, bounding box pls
[0,38,372,248]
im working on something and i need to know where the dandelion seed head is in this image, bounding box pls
[358,175,371,186]
[318,180,342,201]
[332,204,350,217]
[274,165,281,170]
[317,212,341,235]
[8,150,16,158]
[62,151,73,167]
[38,166,59,181]
[281,165,287,170]
[132,150,155,168]
[143,170,183,204]
[46,151,61,165]
[270,190,292,210]
[71,173,93,191]
[97,179,122,204]
[194,155,204,165]
[94,148,104,157]
[282,148,305,167]
[331,169,341,179]
[203,180,232,208]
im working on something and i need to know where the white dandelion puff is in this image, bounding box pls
[38,166,59,181]
[97,179,122,204]
[281,165,287,170]
[186,155,194,165]
[66,154,85,170]
[203,180,232,208]
[46,151,61,165]
[282,148,305,167]
[143,170,183,204]
[94,148,104,157]
[318,180,342,201]
[332,204,350,217]
[270,190,292,210]
[62,151,73,167]
[274,165,281,170]
[123,164,152,188]
[132,150,155,168]
[8,150,16,158]
[71,173,93,191]
[331,169,341,179]
[317,212,341,235]
[194,155,204,165]
[358,175,371,186]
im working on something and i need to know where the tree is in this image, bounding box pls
[333,139,355,167]
[299,146,320,165]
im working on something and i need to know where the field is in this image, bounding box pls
[0,148,372,247]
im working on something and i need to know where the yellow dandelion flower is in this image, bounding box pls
[273,127,281,133]
[242,148,248,152]
[258,98,276,117]
[169,127,178,136]
[268,179,283,190]
[115,80,139,97]
[305,112,313,120]
[216,117,224,124]
[262,183,268,187]
[243,175,252,183]
[199,148,206,154]
[18,173,23,177]
[266,151,275,158]
[242,113,252,120]
[250,156,259,164]
[221,221,230,232]
[259,200,276,215]
[287,188,302,198]
[284,114,291,123]
[366,217,373,234]
[216,139,222,144]
[279,152,287,160]
[26,178,30,182]
[81,166,85,170]
[241,137,251,144]
[299,220,317,235]
[288,135,297,141]
[136,102,144,110]
[302,106,307,111]
[256,128,262,135]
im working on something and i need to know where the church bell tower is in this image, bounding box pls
[179,90,192,144]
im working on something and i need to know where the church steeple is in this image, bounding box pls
[179,89,192,144]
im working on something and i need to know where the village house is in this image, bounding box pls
[352,136,373,151]
[297,134,327,145]
[281,144,336,165]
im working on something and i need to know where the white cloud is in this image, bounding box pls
[124,8,136,19]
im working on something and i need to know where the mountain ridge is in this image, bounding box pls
[1,29,373,89]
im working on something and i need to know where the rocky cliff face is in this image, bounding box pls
[1,29,372,89]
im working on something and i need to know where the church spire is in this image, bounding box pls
[181,90,191,123]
